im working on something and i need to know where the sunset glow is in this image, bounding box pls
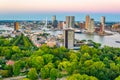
[0,0,120,13]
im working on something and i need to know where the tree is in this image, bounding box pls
[12,46,21,53]
[4,49,11,59]
[0,70,9,78]
[80,45,90,54]
[41,63,54,79]
[33,49,44,56]
[67,74,98,80]
[4,65,13,77]
[40,44,51,54]
[30,56,44,70]
[115,76,120,80]
[4,39,10,46]
[23,78,30,80]
[50,68,58,80]
[1,47,11,59]
[89,61,106,80]
[69,53,79,62]
[0,39,4,46]
[110,63,119,79]
[58,61,73,74]
[42,54,54,64]
[41,66,49,79]
[28,68,38,80]
[13,61,21,76]
[80,53,91,63]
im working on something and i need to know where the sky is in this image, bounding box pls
[0,0,120,21]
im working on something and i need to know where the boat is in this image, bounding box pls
[115,41,120,43]
[74,29,82,33]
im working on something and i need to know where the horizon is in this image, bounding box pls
[0,12,120,22]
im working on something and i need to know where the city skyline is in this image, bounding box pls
[0,13,120,22]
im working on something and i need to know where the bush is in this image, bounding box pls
[0,70,9,78]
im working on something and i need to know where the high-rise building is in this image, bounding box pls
[70,16,75,28]
[52,15,58,28]
[66,16,75,28]
[66,16,70,28]
[100,16,105,33]
[14,22,19,31]
[64,29,74,49]
[52,15,56,23]
[85,15,90,29]
[101,16,105,24]
[87,19,95,33]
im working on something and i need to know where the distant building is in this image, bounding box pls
[75,22,80,28]
[46,41,56,47]
[0,25,14,31]
[80,22,85,29]
[112,24,120,30]
[52,15,58,28]
[87,18,95,33]
[63,29,74,49]
[100,16,105,33]
[66,16,75,28]
[66,16,70,28]
[63,21,66,29]
[85,15,90,29]
[101,16,105,24]
[70,16,75,28]
[99,23,104,34]
[14,22,19,31]
[52,15,56,23]
[58,21,63,29]
[6,60,14,66]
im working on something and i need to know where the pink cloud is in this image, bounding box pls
[0,0,120,13]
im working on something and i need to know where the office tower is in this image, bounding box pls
[66,16,70,28]
[52,15,56,25]
[101,16,105,24]
[100,16,105,33]
[70,16,75,28]
[66,16,75,28]
[88,19,95,33]
[85,15,90,29]
[52,15,56,22]
[14,22,19,31]
[52,15,58,28]
[64,29,74,49]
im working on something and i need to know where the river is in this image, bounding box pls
[45,30,120,48]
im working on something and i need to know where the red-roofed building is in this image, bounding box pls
[6,60,14,66]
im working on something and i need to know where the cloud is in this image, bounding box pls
[0,0,119,13]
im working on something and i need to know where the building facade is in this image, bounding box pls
[52,15,58,28]
[14,22,19,31]
[85,15,90,29]
[66,16,75,28]
[87,19,95,33]
[64,29,74,49]
[100,16,105,33]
